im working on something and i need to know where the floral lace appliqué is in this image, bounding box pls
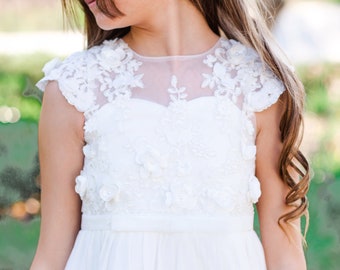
[40,37,286,218]
[168,75,188,106]
[97,40,144,102]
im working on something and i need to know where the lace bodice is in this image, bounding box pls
[37,37,284,218]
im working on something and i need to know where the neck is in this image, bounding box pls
[123,0,219,57]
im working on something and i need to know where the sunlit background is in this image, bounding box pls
[0,0,339,269]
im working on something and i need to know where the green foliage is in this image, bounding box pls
[0,53,51,82]
[0,121,40,209]
[0,73,41,121]
[300,66,328,116]
[297,64,340,270]
[299,65,340,117]
[0,218,40,269]
[0,53,53,122]
[0,51,43,267]
[306,168,340,270]
[0,54,43,211]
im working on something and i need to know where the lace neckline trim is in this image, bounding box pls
[115,37,224,61]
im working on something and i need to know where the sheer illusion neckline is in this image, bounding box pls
[119,37,223,61]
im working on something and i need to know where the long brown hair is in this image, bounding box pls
[62,0,310,235]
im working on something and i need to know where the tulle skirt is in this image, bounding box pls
[65,215,267,270]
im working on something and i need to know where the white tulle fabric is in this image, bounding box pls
[37,37,284,270]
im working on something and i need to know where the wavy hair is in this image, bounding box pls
[62,0,310,236]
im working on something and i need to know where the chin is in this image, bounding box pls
[96,23,116,31]
[95,16,114,30]
[94,13,126,31]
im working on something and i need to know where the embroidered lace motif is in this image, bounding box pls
[37,37,284,217]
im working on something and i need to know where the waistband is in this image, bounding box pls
[81,214,254,233]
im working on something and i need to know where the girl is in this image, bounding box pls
[31,0,310,269]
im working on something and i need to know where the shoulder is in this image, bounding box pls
[36,49,88,96]
[220,38,286,112]
[36,38,123,84]
[36,50,89,113]
[36,38,132,114]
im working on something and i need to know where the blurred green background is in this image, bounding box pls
[0,0,340,269]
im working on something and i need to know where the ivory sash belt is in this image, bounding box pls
[81,214,254,233]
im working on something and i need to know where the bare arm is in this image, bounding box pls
[255,98,306,270]
[30,81,85,270]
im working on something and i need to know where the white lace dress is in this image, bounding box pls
[37,37,284,270]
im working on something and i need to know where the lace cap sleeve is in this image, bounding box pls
[241,46,285,113]
[36,51,95,113]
